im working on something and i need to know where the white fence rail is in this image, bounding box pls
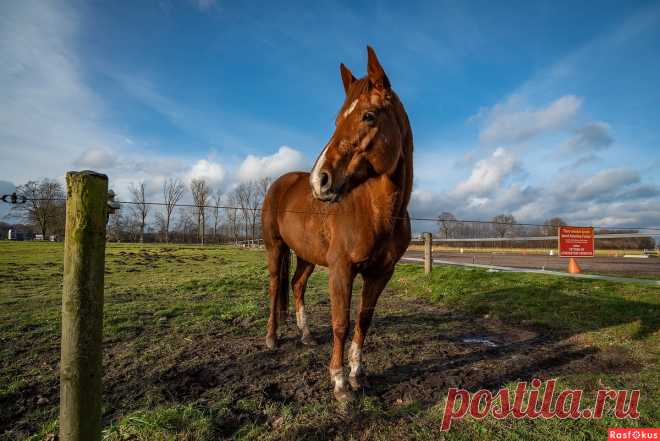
[411,233,656,244]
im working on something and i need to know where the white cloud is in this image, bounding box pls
[565,154,603,170]
[410,148,535,221]
[477,95,582,144]
[237,146,305,182]
[74,148,118,169]
[561,122,613,153]
[409,152,659,230]
[187,159,227,186]
[0,1,124,184]
[453,148,520,196]
[572,168,640,202]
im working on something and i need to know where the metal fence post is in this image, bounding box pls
[424,232,433,274]
[60,171,108,441]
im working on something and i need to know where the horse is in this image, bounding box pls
[261,46,413,402]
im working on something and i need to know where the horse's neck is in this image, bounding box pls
[361,150,412,234]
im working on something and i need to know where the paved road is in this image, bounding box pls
[404,251,660,276]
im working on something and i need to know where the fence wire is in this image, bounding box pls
[3,193,660,232]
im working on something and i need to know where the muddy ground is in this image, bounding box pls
[4,288,637,439]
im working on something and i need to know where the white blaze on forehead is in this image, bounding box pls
[343,99,358,119]
[310,139,331,190]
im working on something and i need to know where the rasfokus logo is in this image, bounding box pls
[608,428,660,440]
[440,379,641,431]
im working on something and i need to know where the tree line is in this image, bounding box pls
[2,179,656,250]
[108,177,273,244]
[435,212,656,250]
[2,177,273,245]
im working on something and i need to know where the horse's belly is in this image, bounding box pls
[278,206,330,267]
[281,227,329,267]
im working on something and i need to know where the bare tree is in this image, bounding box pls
[492,214,516,238]
[257,177,272,200]
[162,178,185,243]
[154,212,168,242]
[226,191,240,244]
[437,211,456,239]
[248,181,263,243]
[191,178,211,244]
[124,211,144,242]
[233,178,272,244]
[542,217,566,236]
[173,208,195,243]
[107,211,127,242]
[211,189,223,243]
[235,183,252,243]
[129,181,150,243]
[11,179,65,238]
[256,177,273,242]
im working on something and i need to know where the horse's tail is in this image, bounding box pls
[278,246,290,323]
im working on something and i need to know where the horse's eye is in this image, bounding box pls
[362,111,377,125]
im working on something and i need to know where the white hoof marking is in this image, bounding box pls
[296,306,312,338]
[349,341,362,377]
[330,368,346,392]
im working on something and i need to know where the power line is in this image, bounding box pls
[3,194,660,232]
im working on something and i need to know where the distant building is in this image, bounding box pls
[8,229,25,241]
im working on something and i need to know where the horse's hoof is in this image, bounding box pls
[301,333,317,346]
[334,387,355,402]
[348,370,369,390]
[265,336,277,350]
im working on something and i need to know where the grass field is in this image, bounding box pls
[1,241,658,440]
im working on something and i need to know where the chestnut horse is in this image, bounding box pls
[261,47,413,401]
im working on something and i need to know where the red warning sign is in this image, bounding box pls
[558,226,595,258]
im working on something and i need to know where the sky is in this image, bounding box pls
[1,0,659,230]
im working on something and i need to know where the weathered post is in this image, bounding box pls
[424,232,433,275]
[60,171,108,441]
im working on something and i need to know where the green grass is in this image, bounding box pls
[1,241,658,440]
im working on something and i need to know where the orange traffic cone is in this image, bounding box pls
[567,258,582,274]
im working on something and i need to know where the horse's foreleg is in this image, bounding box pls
[328,263,355,402]
[348,270,393,390]
[292,256,316,345]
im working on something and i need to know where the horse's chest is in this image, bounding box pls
[349,227,408,272]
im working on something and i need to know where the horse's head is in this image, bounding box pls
[310,47,408,202]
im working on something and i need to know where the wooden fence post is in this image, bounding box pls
[60,171,108,441]
[424,232,433,275]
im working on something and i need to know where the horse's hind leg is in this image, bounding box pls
[348,269,393,390]
[291,256,316,345]
[265,242,290,350]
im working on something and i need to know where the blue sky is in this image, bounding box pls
[1,0,659,228]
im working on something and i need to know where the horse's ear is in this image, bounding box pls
[340,63,356,94]
[367,46,390,91]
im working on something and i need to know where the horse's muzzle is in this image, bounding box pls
[310,171,340,202]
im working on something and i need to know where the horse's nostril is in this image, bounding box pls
[319,171,331,190]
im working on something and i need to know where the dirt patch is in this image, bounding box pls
[2,290,644,439]
[113,250,216,267]
[111,295,637,420]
